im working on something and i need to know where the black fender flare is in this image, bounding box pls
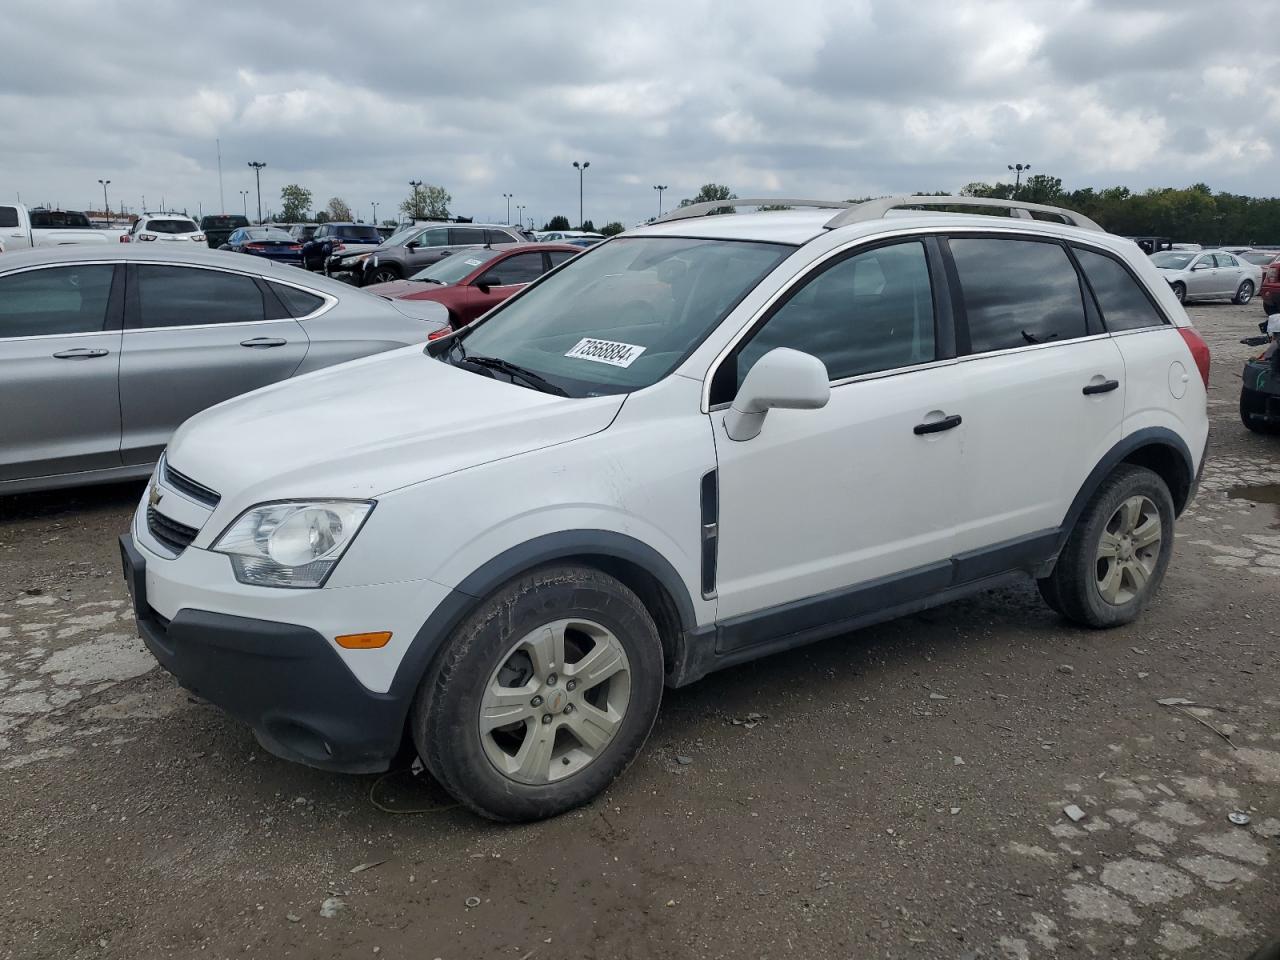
[386,530,698,703]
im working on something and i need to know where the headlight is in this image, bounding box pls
[211,500,374,588]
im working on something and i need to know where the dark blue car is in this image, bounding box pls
[222,227,304,265]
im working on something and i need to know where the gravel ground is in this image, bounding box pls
[0,301,1276,960]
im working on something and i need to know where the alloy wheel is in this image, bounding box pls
[1096,495,1162,605]
[1239,282,1254,304]
[478,618,631,785]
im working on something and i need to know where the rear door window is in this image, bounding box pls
[450,227,488,245]
[134,266,265,328]
[416,228,450,247]
[0,265,116,337]
[547,251,577,267]
[1074,248,1166,332]
[949,237,1088,353]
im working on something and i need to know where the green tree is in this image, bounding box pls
[400,184,451,221]
[600,221,626,236]
[279,184,311,222]
[579,219,596,232]
[679,183,737,215]
[543,215,571,230]
[326,197,352,221]
[1019,174,1063,204]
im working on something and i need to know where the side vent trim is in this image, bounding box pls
[700,469,719,599]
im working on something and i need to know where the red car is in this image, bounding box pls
[365,243,581,335]
[1250,252,1280,316]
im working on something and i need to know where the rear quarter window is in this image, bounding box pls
[1074,248,1167,332]
[268,282,326,318]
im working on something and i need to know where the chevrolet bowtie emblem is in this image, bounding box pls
[149,484,163,509]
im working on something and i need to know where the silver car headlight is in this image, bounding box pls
[211,501,374,588]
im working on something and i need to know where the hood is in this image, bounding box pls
[165,347,624,507]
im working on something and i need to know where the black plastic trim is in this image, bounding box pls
[700,469,719,598]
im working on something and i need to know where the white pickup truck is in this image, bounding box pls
[0,204,118,251]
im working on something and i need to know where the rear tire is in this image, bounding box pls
[411,565,664,822]
[1171,282,1186,304]
[1234,281,1255,305]
[1041,465,1174,628]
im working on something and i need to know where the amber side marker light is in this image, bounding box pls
[336,631,392,650]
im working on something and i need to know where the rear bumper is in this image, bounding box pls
[120,534,409,773]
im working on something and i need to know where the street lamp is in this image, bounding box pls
[1007,163,1031,197]
[408,179,423,219]
[239,190,249,218]
[572,160,590,228]
[98,179,111,220]
[247,161,267,222]
[653,184,668,218]
[371,201,379,224]
[502,193,513,224]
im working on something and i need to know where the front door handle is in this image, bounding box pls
[914,414,962,435]
[52,348,109,359]
[1083,379,1120,395]
[240,337,288,348]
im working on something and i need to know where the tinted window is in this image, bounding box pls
[0,206,18,228]
[416,228,450,248]
[481,252,546,287]
[136,266,264,328]
[734,241,935,389]
[451,227,488,245]
[30,210,92,228]
[486,229,518,245]
[0,265,115,337]
[1075,248,1165,332]
[146,219,199,234]
[950,238,1086,352]
[547,251,577,267]
[201,216,248,229]
[337,225,380,241]
[268,282,325,318]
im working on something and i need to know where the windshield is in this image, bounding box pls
[453,236,791,397]
[1150,252,1194,269]
[411,249,499,284]
[246,228,294,241]
[382,225,421,247]
[148,219,199,234]
[1241,251,1276,266]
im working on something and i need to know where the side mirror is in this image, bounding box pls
[1192,262,1209,270]
[723,347,830,442]
[475,274,498,291]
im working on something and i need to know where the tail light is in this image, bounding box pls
[427,325,455,341]
[138,233,157,241]
[245,242,267,250]
[288,244,302,251]
[1268,265,1280,283]
[119,234,131,243]
[1177,327,1211,390]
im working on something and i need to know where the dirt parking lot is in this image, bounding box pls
[1,302,1277,960]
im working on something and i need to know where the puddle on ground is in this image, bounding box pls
[1227,484,1280,527]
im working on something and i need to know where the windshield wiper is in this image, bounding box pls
[460,355,568,396]
[412,277,444,284]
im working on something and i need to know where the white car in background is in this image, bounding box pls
[0,203,115,250]
[126,213,205,245]
[1149,249,1262,305]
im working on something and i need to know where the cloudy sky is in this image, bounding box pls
[3,0,1276,228]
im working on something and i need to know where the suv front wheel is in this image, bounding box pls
[411,565,664,821]
[364,264,401,286]
[1038,465,1175,628]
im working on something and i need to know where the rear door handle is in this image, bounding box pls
[1082,379,1120,395]
[914,414,962,435]
[240,337,288,348]
[52,348,109,359]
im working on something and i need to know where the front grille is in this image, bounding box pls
[147,506,198,554]
[163,460,221,508]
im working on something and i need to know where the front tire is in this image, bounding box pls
[1039,465,1174,628]
[1235,281,1255,305]
[364,265,401,286]
[1171,282,1186,304]
[412,565,664,821]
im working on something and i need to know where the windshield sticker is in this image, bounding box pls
[464,258,483,265]
[565,337,647,368]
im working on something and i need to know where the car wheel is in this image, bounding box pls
[1240,388,1280,434]
[1234,281,1255,305]
[411,564,664,822]
[1041,465,1174,628]
[366,266,400,285]
[1171,282,1186,304]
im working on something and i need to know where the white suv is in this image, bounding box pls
[120,196,1210,821]
[127,213,205,244]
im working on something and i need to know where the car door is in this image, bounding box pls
[1214,253,1243,295]
[405,226,451,271]
[118,263,308,465]
[0,262,123,481]
[1185,253,1217,298]
[709,237,967,637]
[462,251,548,324]
[943,235,1126,558]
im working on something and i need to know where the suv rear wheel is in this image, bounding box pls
[1038,465,1174,628]
[411,565,664,821]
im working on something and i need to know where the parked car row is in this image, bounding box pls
[330,222,528,285]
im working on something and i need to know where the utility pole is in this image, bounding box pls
[98,179,111,220]
[653,184,668,218]
[1007,163,1031,197]
[217,138,225,213]
[247,161,267,222]
[408,179,423,219]
[572,160,590,228]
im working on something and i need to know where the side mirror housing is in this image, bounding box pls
[723,347,830,442]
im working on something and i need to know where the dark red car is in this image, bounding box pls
[364,242,581,335]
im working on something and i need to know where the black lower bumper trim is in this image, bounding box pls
[120,535,409,774]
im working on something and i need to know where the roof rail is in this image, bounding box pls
[651,198,852,224]
[824,195,1104,232]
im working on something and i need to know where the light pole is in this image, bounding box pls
[1007,163,1031,198]
[247,161,266,222]
[371,201,379,224]
[653,184,668,218]
[98,179,111,220]
[502,193,513,224]
[239,190,249,217]
[572,160,590,228]
[408,179,423,219]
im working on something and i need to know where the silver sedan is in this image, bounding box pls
[1149,249,1262,305]
[0,246,448,494]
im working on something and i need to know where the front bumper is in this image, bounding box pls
[120,531,441,773]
